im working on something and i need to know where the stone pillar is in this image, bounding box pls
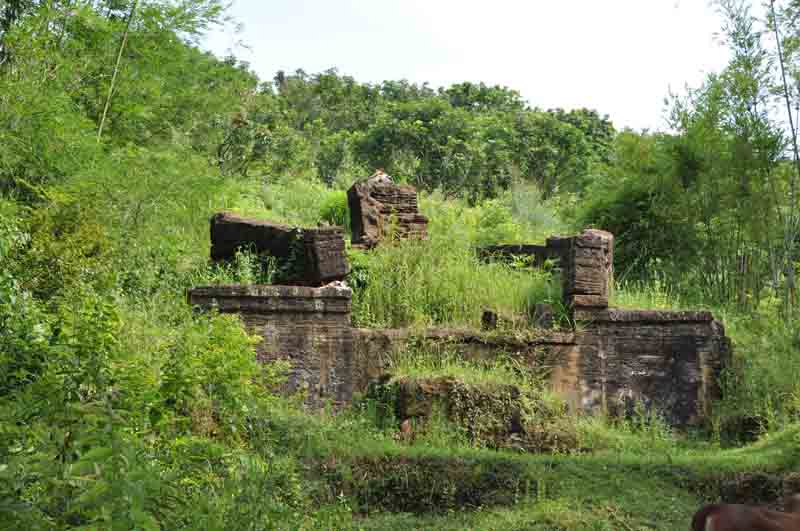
[561,229,614,314]
[303,227,350,285]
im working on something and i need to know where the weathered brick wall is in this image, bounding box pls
[572,310,730,426]
[209,212,349,286]
[353,322,727,427]
[185,290,729,427]
[187,284,355,406]
[210,212,299,262]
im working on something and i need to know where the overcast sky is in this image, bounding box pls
[203,1,735,131]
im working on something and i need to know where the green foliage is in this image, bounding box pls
[0,220,50,396]
[578,1,798,312]
[319,189,350,230]
[326,452,535,515]
[577,131,695,280]
[714,301,800,432]
[218,113,314,179]
[251,175,341,226]
[369,341,575,454]
[229,68,612,200]
[350,238,555,329]
[316,128,368,187]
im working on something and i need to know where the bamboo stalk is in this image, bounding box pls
[97,0,139,141]
[769,0,799,312]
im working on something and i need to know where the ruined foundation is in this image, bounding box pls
[209,212,349,286]
[188,225,730,427]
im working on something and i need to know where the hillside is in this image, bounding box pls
[2,1,800,530]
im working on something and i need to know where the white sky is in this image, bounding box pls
[203,0,735,131]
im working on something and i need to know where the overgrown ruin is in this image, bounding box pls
[189,176,731,429]
[348,171,428,248]
[210,212,349,286]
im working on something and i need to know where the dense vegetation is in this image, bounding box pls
[1,0,800,529]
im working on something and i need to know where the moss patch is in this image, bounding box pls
[320,453,536,514]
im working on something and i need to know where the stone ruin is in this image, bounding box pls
[210,212,349,286]
[480,228,613,314]
[189,184,731,429]
[189,283,354,401]
[348,171,428,248]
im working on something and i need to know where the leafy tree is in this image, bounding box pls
[548,107,615,165]
[579,0,797,308]
[441,81,526,112]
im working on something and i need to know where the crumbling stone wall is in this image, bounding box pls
[188,225,730,427]
[187,284,355,406]
[354,322,727,427]
[348,171,428,248]
[209,212,349,286]
[568,310,729,425]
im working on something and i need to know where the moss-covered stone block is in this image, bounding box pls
[366,375,578,453]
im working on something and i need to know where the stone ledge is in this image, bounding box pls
[356,327,577,347]
[574,308,715,324]
[187,283,352,314]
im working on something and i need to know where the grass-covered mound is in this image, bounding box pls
[322,450,536,515]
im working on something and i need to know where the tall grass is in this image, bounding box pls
[611,274,687,310]
[351,187,564,328]
[713,298,800,432]
[350,238,559,328]
[387,344,546,390]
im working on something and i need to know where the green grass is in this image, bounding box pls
[250,395,800,530]
[350,238,562,329]
[349,184,569,329]
[611,275,689,311]
[385,344,544,389]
